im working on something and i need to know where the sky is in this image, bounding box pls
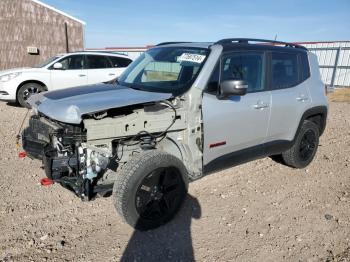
[42,0,350,48]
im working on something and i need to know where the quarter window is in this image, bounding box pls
[271,52,299,89]
[108,56,132,68]
[221,52,265,93]
[86,55,112,69]
[300,52,310,81]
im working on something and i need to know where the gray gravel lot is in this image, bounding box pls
[0,101,349,261]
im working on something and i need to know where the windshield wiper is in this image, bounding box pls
[128,85,141,91]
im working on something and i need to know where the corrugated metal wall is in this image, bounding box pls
[301,42,350,87]
[0,0,84,70]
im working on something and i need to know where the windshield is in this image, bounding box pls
[118,47,209,95]
[35,56,61,68]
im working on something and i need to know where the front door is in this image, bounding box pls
[202,51,271,166]
[50,55,87,90]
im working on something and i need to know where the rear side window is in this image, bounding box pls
[108,56,132,68]
[86,55,112,69]
[300,52,310,81]
[271,52,299,89]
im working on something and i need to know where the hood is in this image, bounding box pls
[0,67,32,75]
[28,84,172,124]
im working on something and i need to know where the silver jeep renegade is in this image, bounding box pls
[23,38,328,230]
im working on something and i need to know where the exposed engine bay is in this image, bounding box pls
[22,98,200,200]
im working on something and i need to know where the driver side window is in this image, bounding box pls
[206,52,266,94]
[221,52,265,93]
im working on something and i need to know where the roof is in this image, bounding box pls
[154,42,213,49]
[58,51,131,58]
[87,47,151,52]
[31,0,86,25]
[152,41,307,53]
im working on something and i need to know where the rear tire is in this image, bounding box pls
[113,150,189,230]
[17,83,45,108]
[282,120,319,168]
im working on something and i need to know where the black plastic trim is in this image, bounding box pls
[203,140,293,175]
[215,38,308,50]
[156,41,192,46]
[294,106,328,137]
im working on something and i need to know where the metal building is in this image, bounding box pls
[299,41,350,87]
[0,0,85,70]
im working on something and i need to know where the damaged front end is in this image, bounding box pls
[22,114,100,199]
[22,98,190,200]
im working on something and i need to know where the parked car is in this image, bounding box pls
[0,51,132,107]
[22,38,328,230]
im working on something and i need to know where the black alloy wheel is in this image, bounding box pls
[298,129,317,162]
[135,167,185,220]
[281,120,320,168]
[113,150,189,230]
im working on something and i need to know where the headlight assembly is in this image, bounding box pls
[0,72,22,82]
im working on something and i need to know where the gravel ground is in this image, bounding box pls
[0,101,349,262]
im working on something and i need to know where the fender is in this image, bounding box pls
[294,105,328,139]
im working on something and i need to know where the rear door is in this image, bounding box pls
[266,51,311,142]
[50,55,87,90]
[202,51,271,165]
[86,55,117,85]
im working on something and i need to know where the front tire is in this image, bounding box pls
[17,83,45,108]
[282,120,319,168]
[113,150,189,230]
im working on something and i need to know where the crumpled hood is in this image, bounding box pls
[28,84,172,124]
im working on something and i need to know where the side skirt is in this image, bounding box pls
[203,140,293,176]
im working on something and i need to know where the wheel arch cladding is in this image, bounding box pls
[296,106,328,138]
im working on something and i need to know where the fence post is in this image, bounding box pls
[330,47,341,88]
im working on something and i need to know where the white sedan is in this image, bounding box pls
[0,52,133,107]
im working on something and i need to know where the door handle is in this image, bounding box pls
[253,101,269,109]
[78,74,86,77]
[296,96,309,102]
[109,73,116,76]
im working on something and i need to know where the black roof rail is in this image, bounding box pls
[156,41,192,46]
[215,38,308,50]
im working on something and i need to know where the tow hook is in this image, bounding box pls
[40,178,54,186]
[18,151,27,158]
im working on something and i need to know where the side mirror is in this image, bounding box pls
[219,80,248,98]
[53,62,63,70]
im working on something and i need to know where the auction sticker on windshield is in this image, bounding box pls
[178,53,206,64]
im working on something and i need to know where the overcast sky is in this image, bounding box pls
[42,0,350,48]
